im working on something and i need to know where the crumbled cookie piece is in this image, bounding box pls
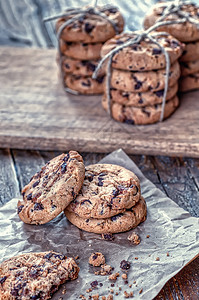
[146,235,150,238]
[139,288,143,294]
[89,252,106,266]
[128,232,140,245]
[156,257,160,261]
[79,295,86,300]
[87,288,92,293]
[122,273,128,280]
[107,295,113,300]
[92,294,99,300]
[167,252,170,256]
[134,257,138,260]
[109,272,120,281]
[101,233,115,241]
[120,260,131,270]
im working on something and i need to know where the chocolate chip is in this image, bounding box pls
[30,294,41,299]
[82,43,88,47]
[107,7,117,13]
[63,153,70,162]
[17,205,24,214]
[34,202,44,211]
[85,173,94,182]
[112,189,120,198]
[90,280,98,288]
[120,260,131,270]
[131,44,138,51]
[27,193,32,200]
[140,67,145,70]
[61,162,67,173]
[30,268,40,279]
[92,254,98,260]
[142,108,150,117]
[33,180,40,188]
[98,179,103,186]
[64,63,70,69]
[101,233,115,241]
[81,199,92,205]
[0,276,7,284]
[32,192,42,202]
[66,41,72,46]
[181,62,189,68]
[124,119,135,125]
[96,75,105,84]
[155,82,160,89]
[51,204,57,211]
[155,90,164,97]
[152,48,162,55]
[111,213,123,221]
[84,22,95,34]
[170,40,180,48]
[135,81,142,90]
[86,219,89,223]
[87,62,96,72]
[122,92,129,98]
[44,252,53,260]
[182,50,187,56]
[138,98,143,104]
[131,185,139,196]
[82,79,91,87]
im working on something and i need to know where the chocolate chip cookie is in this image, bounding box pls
[60,39,103,60]
[17,151,85,225]
[110,61,180,93]
[180,40,199,62]
[0,251,79,299]
[56,6,124,43]
[143,2,199,42]
[62,56,104,76]
[65,197,147,234]
[102,95,179,125]
[107,82,178,107]
[66,164,141,219]
[180,60,199,76]
[65,74,105,94]
[101,32,183,71]
[180,72,199,92]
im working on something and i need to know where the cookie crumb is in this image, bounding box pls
[89,252,105,266]
[139,288,143,294]
[167,252,170,256]
[107,295,113,300]
[75,255,79,260]
[115,292,119,295]
[134,257,138,260]
[119,287,122,291]
[79,295,86,300]
[109,272,120,281]
[62,287,66,295]
[122,273,128,280]
[128,232,140,245]
[101,233,115,241]
[92,294,99,300]
[110,289,114,294]
[129,284,132,288]
[124,291,129,298]
[146,235,150,238]
[156,257,160,261]
[102,297,106,300]
[133,281,136,284]
[86,288,92,293]
[91,280,98,288]
[120,260,131,270]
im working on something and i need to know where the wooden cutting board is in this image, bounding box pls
[1,46,199,157]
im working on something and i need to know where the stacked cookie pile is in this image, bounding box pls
[143,1,199,92]
[65,164,147,234]
[17,151,147,234]
[100,32,183,125]
[56,6,124,94]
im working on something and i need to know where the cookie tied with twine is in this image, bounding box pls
[144,0,199,42]
[44,1,123,95]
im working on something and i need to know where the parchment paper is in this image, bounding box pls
[0,149,198,299]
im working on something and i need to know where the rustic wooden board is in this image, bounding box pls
[1,46,199,157]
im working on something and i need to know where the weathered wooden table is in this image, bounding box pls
[0,149,198,299]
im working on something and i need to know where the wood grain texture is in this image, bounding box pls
[1,46,199,157]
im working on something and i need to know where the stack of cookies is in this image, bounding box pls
[17,151,147,234]
[143,1,199,92]
[100,32,183,125]
[56,6,124,94]
[65,164,147,234]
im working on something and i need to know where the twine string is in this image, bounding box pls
[44,4,120,94]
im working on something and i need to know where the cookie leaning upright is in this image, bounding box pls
[17,151,85,225]
[100,31,183,125]
[0,251,79,299]
[143,1,199,92]
[53,5,124,94]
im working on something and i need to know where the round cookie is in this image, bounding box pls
[65,74,105,94]
[65,197,147,234]
[17,151,85,225]
[101,32,183,71]
[102,95,179,125]
[143,2,199,42]
[60,39,102,60]
[110,61,180,93]
[56,6,124,43]
[108,82,178,107]
[179,72,199,92]
[67,164,141,219]
[62,56,104,76]
[0,251,79,299]
[180,40,199,62]
[181,60,199,76]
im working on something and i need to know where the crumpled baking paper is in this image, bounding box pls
[0,149,198,299]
